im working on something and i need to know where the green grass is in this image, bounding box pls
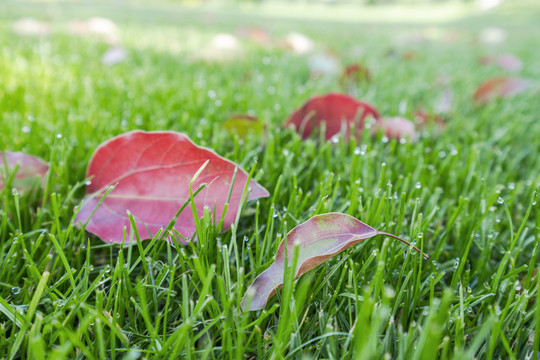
[1,1,540,358]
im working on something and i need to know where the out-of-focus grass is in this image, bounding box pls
[1,0,540,358]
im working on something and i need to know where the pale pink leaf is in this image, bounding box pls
[479,54,522,71]
[0,151,49,192]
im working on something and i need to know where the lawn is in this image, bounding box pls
[1,0,540,358]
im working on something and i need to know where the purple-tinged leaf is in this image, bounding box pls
[473,77,531,105]
[242,213,428,311]
[0,151,49,192]
[479,54,522,71]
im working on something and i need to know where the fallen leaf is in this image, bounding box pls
[413,110,446,133]
[223,114,263,138]
[478,0,503,11]
[434,87,453,114]
[68,17,120,44]
[473,77,531,105]
[478,27,507,44]
[102,46,127,66]
[479,54,522,71]
[281,32,315,54]
[12,18,51,37]
[242,213,428,311]
[75,131,269,244]
[195,33,243,62]
[285,93,379,140]
[340,63,371,91]
[372,116,417,141]
[308,52,341,77]
[236,26,271,46]
[0,151,49,192]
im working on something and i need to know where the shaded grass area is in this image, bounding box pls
[1,0,540,358]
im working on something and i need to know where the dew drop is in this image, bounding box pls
[85,180,92,186]
[415,182,422,189]
[381,136,389,143]
[11,287,21,296]
[331,135,340,144]
[497,197,504,204]
[22,126,31,133]
[56,133,63,139]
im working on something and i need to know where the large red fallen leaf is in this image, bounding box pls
[473,77,531,105]
[0,151,49,192]
[242,213,428,311]
[285,93,379,140]
[75,131,269,244]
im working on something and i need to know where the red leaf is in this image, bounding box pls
[285,93,379,140]
[473,77,531,105]
[75,131,269,244]
[413,110,446,134]
[242,213,428,311]
[0,151,49,192]
[340,64,371,91]
[372,116,417,141]
[479,54,522,71]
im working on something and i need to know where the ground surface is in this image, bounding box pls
[1,0,540,359]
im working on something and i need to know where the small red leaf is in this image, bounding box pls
[285,93,379,140]
[372,116,417,141]
[340,63,371,87]
[413,110,446,134]
[75,131,269,244]
[479,54,522,71]
[242,213,428,311]
[473,77,531,105]
[0,151,49,192]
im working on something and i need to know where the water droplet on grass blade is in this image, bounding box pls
[11,287,21,295]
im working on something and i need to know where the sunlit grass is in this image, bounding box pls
[1,1,540,359]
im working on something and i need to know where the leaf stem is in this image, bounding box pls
[376,231,430,260]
